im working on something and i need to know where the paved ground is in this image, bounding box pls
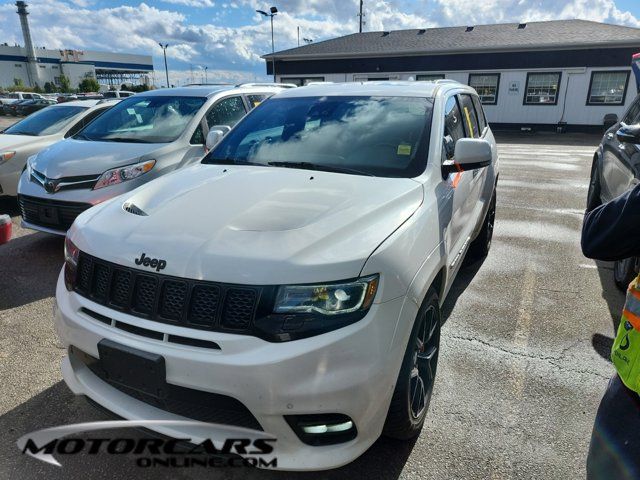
[0,116,21,130]
[0,132,622,479]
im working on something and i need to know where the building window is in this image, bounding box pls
[54,76,61,85]
[524,72,561,105]
[52,66,59,70]
[14,64,22,68]
[416,74,445,81]
[587,71,629,106]
[39,65,46,69]
[281,77,324,86]
[468,73,500,105]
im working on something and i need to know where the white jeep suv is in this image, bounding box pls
[55,81,498,471]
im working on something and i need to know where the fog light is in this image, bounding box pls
[285,414,357,446]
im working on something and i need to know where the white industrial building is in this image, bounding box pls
[264,20,640,131]
[1,2,153,90]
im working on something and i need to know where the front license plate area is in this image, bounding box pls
[97,339,167,399]
[38,205,59,225]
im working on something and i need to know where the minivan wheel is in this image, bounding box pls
[614,257,636,291]
[383,288,441,440]
[467,188,496,262]
[586,158,602,211]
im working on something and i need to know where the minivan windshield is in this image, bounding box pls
[78,96,206,144]
[3,105,86,136]
[203,95,433,177]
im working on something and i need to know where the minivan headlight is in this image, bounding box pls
[274,275,379,315]
[93,159,155,190]
[0,151,16,165]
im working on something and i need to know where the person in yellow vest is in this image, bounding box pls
[582,182,640,479]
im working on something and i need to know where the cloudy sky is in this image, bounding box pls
[1,0,639,85]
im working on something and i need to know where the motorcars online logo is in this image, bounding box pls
[17,420,278,469]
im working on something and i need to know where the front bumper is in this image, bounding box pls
[53,270,416,471]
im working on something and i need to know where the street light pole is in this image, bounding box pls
[204,66,208,83]
[256,6,278,83]
[158,43,169,88]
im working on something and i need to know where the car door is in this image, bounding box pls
[441,94,473,264]
[602,99,640,201]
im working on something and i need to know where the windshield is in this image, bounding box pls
[79,95,206,143]
[202,95,433,177]
[3,106,86,136]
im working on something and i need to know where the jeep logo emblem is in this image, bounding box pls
[44,179,59,193]
[134,253,167,272]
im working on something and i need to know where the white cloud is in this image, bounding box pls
[0,0,638,87]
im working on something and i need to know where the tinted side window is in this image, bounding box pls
[66,107,108,137]
[471,95,487,133]
[623,98,640,124]
[206,96,247,128]
[443,96,465,160]
[190,124,204,145]
[458,94,480,138]
[246,94,270,109]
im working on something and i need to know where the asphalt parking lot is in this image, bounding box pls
[0,130,621,479]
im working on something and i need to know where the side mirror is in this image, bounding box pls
[443,138,492,175]
[205,125,231,150]
[616,123,640,144]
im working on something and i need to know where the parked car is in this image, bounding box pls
[15,98,57,116]
[55,81,498,470]
[102,90,135,98]
[18,84,288,234]
[0,100,117,197]
[588,94,640,289]
[0,91,46,108]
[2,99,32,116]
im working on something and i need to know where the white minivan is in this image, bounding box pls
[55,81,498,470]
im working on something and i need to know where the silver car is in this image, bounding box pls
[0,99,117,197]
[17,84,288,235]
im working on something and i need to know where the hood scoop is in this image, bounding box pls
[122,202,148,217]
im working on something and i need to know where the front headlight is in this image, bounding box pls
[63,235,80,291]
[274,275,379,315]
[0,151,16,165]
[93,159,156,190]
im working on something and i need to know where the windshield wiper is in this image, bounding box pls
[203,157,267,166]
[267,161,374,177]
[102,137,152,143]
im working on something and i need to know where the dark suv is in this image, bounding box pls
[587,94,640,289]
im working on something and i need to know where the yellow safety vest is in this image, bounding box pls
[612,273,640,394]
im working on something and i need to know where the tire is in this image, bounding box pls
[586,157,602,211]
[383,288,441,440]
[614,257,636,291]
[467,188,496,262]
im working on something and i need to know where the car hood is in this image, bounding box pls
[31,139,163,178]
[72,164,423,285]
[0,134,47,150]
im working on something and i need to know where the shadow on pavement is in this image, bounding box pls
[441,255,486,325]
[1,381,418,480]
[494,131,601,147]
[0,224,64,310]
[591,260,626,360]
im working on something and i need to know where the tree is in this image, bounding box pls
[43,82,55,93]
[58,75,71,93]
[78,77,100,93]
[33,83,43,93]
[13,78,24,88]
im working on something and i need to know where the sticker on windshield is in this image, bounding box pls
[397,144,412,156]
[126,108,136,115]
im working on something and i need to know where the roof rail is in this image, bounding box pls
[236,82,297,89]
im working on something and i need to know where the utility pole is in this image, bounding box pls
[158,43,169,88]
[359,0,364,33]
[297,26,300,47]
[204,66,208,83]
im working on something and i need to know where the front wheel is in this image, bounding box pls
[383,288,441,440]
[614,257,637,291]
[467,188,496,262]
